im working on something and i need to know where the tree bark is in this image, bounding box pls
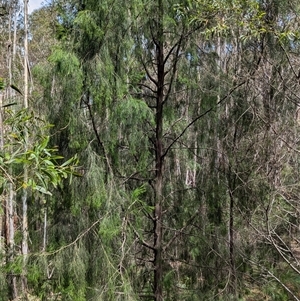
[21,0,29,295]
[153,0,164,300]
[228,187,236,293]
[5,2,18,298]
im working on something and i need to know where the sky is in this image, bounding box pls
[28,0,44,14]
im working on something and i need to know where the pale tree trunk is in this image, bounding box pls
[21,0,29,295]
[0,28,3,254]
[0,91,3,255]
[5,1,18,299]
[6,187,17,298]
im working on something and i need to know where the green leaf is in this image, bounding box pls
[43,159,55,166]
[49,155,64,160]
[40,136,50,151]
[61,155,77,167]
[41,169,59,186]
[35,172,47,187]
[0,77,4,90]
[34,185,52,195]
[0,184,4,195]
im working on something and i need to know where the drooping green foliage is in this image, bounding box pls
[2,0,300,300]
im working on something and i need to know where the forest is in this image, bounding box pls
[1,0,300,300]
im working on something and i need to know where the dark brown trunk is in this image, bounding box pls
[153,0,164,300]
[227,166,236,294]
[229,189,236,292]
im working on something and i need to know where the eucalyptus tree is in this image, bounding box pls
[0,0,22,298]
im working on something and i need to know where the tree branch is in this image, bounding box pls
[162,80,246,159]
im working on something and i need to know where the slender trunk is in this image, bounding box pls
[21,0,29,294]
[5,2,18,298]
[154,178,163,301]
[42,208,47,251]
[228,189,236,292]
[23,0,29,109]
[227,163,237,293]
[5,185,17,299]
[153,1,164,300]
[21,185,28,292]
[0,79,3,256]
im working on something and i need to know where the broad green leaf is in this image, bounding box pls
[35,185,52,195]
[43,159,55,166]
[60,155,77,167]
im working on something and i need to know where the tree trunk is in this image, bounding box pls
[228,187,236,292]
[0,75,3,257]
[5,2,18,298]
[5,184,18,299]
[153,1,164,300]
[21,0,29,294]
